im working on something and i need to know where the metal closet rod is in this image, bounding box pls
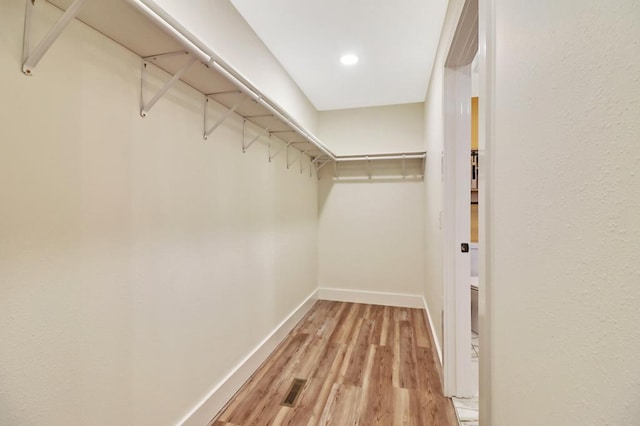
[126,0,335,161]
[336,153,426,162]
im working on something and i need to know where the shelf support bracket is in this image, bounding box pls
[308,156,320,177]
[140,54,197,117]
[269,136,294,162]
[243,125,266,153]
[287,147,303,169]
[316,159,331,172]
[204,92,247,139]
[143,50,190,61]
[22,0,89,75]
[316,159,331,180]
[367,156,371,180]
[309,156,323,176]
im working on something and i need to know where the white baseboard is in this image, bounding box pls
[178,289,319,426]
[179,288,442,425]
[423,297,443,365]
[317,287,424,309]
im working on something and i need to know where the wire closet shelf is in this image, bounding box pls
[22,0,426,178]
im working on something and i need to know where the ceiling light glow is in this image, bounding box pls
[340,54,359,66]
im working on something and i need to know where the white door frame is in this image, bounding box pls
[478,0,495,423]
[442,0,478,399]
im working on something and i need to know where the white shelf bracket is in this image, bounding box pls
[309,156,324,176]
[316,159,330,180]
[269,136,294,162]
[140,54,197,117]
[316,159,331,172]
[286,142,296,170]
[203,92,246,139]
[301,153,322,176]
[334,161,340,179]
[243,124,266,153]
[287,146,302,169]
[22,0,89,75]
[367,156,371,180]
[143,50,191,61]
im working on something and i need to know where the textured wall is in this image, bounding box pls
[317,103,425,156]
[317,179,425,296]
[0,1,318,424]
[316,104,426,297]
[489,0,640,423]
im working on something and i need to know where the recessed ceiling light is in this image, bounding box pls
[340,54,359,66]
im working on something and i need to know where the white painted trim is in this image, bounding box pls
[423,297,444,365]
[178,289,319,426]
[442,0,477,399]
[443,63,473,398]
[478,0,495,423]
[317,287,424,309]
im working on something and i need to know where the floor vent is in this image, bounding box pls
[281,378,307,407]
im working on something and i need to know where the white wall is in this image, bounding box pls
[0,1,317,424]
[152,0,319,133]
[317,103,425,155]
[317,180,425,296]
[423,0,467,354]
[486,1,640,424]
[317,104,425,298]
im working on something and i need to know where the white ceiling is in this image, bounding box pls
[229,0,449,111]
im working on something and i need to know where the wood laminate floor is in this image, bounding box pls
[210,300,457,426]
